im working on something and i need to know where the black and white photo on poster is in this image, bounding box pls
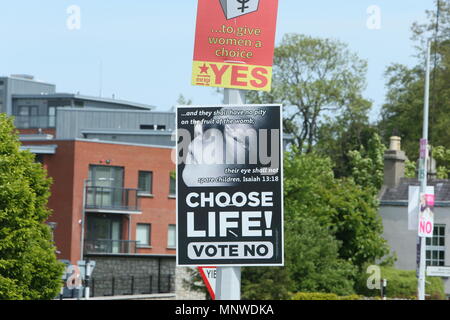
[175,104,283,266]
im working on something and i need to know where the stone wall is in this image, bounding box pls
[87,255,176,297]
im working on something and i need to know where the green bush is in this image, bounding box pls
[356,266,445,300]
[292,292,361,300]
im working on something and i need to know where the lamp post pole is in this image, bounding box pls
[417,38,432,301]
[215,88,246,300]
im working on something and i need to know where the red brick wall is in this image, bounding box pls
[18,128,56,136]
[22,139,176,264]
[42,141,76,262]
[73,141,176,257]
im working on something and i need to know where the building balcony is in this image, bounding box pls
[84,239,138,255]
[14,115,56,129]
[85,186,141,214]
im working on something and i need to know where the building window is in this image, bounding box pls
[16,105,38,128]
[138,171,153,195]
[18,105,38,116]
[169,173,176,197]
[87,165,124,209]
[89,165,124,188]
[136,224,151,247]
[168,224,176,249]
[48,106,56,127]
[426,225,446,267]
[140,124,155,130]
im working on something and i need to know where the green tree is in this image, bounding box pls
[283,215,356,296]
[378,63,425,160]
[242,207,356,299]
[379,1,450,159]
[432,145,450,178]
[242,150,392,299]
[0,114,64,300]
[247,34,370,153]
[241,266,293,300]
[405,159,418,178]
[315,98,377,178]
[284,151,389,268]
[347,132,386,194]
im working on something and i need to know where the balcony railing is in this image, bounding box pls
[84,239,138,254]
[14,115,56,129]
[85,186,140,212]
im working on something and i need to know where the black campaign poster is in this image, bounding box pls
[176,104,284,266]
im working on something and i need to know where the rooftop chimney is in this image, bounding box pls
[384,136,407,188]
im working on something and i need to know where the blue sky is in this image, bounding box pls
[0,1,435,120]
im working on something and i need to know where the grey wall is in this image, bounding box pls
[380,204,450,295]
[56,108,175,140]
[0,79,5,114]
[87,255,175,297]
[81,100,148,110]
[2,77,55,115]
[84,132,175,147]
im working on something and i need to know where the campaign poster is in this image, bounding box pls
[176,104,284,266]
[192,0,279,91]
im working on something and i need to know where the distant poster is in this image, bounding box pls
[192,0,279,91]
[176,104,284,266]
[418,189,435,238]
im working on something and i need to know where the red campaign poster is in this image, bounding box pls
[192,0,279,91]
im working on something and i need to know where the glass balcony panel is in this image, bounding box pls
[85,186,140,212]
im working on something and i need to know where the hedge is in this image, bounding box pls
[292,292,361,300]
[356,266,445,300]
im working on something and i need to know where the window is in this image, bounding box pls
[48,106,56,127]
[138,171,153,195]
[18,105,38,116]
[87,165,124,208]
[89,165,124,188]
[168,225,176,248]
[426,225,446,266]
[136,224,151,247]
[16,105,38,128]
[140,124,155,130]
[169,173,176,197]
[86,215,123,254]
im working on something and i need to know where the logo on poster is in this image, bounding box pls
[220,0,260,19]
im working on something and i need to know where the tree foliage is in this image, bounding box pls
[348,132,386,194]
[0,114,64,300]
[242,203,356,299]
[241,151,390,299]
[379,1,450,162]
[247,34,370,153]
[315,98,376,178]
[284,151,389,268]
[432,145,450,178]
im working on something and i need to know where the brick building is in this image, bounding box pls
[25,139,177,297]
[2,74,179,297]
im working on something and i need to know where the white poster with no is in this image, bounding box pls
[408,186,434,231]
[418,186,435,238]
